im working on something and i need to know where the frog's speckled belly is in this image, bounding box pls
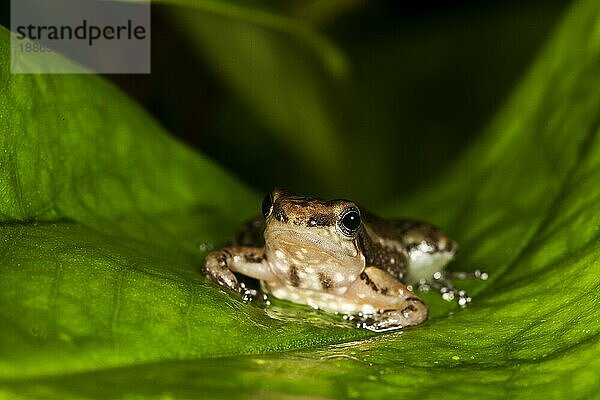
[262,282,378,315]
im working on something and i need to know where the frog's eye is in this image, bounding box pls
[339,207,361,236]
[262,192,274,219]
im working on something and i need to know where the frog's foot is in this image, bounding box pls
[204,249,241,292]
[429,278,472,307]
[238,282,259,302]
[416,270,488,307]
[357,298,429,332]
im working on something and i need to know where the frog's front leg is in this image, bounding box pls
[203,246,275,298]
[345,267,428,332]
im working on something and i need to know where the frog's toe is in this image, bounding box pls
[239,283,258,302]
[446,270,489,281]
[206,267,239,292]
[358,298,428,332]
[425,272,482,307]
[438,286,472,307]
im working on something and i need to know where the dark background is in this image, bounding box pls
[1,0,570,203]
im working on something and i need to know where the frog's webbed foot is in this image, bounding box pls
[357,297,429,332]
[416,270,488,307]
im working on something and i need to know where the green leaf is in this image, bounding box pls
[0,30,256,225]
[0,24,370,379]
[1,0,600,398]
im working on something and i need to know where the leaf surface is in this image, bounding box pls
[1,0,600,398]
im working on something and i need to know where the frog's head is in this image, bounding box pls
[261,189,365,272]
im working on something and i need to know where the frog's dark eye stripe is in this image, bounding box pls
[339,207,361,236]
[262,192,274,219]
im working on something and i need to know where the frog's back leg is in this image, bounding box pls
[362,213,458,285]
[387,220,467,301]
[387,219,488,306]
[363,213,486,306]
[399,220,458,285]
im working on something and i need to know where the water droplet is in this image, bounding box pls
[442,292,455,301]
[198,242,213,252]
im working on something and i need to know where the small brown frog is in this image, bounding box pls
[204,189,485,331]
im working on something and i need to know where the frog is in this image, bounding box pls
[203,189,486,332]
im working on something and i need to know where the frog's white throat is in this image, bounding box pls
[265,227,362,267]
[264,226,365,291]
[265,226,357,255]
